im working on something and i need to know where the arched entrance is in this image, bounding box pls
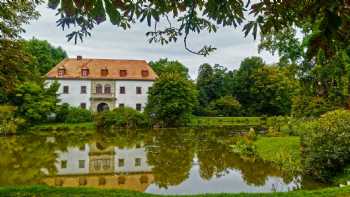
[97,103,110,112]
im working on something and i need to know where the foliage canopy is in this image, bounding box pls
[145,72,198,127]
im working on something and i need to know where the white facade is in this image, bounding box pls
[47,79,92,109]
[54,143,151,175]
[116,80,153,111]
[56,144,90,175]
[47,79,153,112]
[115,143,151,173]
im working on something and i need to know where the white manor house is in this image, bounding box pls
[46,56,157,112]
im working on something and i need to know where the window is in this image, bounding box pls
[118,176,126,184]
[140,176,148,184]
[55,178,64,186]
[61,160,67,169]
[141,70,149,77]
[120,86,125,94]
[63,86,69,94]
[104,85,111,94]
[148,87,152,93]
[102,159,111,170]
[81,86,87,94]
[79,177,87,186]
[58,69,65,76]
[99,177,106,185]
[118,159,125,167]
[81,68,89,77]
[136,103,142,111]
[80,103,86,109]
[119,103,125,108]
[96,84,102,94]
[101,68,108,76]
[93,160,101,170]
[135,158,141,167]
[79,160,85,168]
[136,87,142,94]
[120,70,127,77]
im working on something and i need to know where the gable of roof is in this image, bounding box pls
[46,58,157,80]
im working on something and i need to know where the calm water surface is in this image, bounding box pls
[0,128,326,194]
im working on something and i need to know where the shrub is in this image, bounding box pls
[64,107,92,123]
[231,138,256,157]
[208,96,241,116]
[301,110,350,181]
[292,95,337,118]
[55,103,70,122]
[56,104,92,123]
[94,107,149,129]
[0,105,25,134]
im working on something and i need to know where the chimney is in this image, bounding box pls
[77,55,82,60]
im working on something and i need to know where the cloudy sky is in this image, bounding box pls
[23,5,278,79]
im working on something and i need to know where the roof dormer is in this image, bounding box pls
[120,70,127,77]
[101,67,109,77]
[58,66,66,77]
[141,69,149,77]
[81,65,89,77]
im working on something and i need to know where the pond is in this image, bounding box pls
[0,128,327,194]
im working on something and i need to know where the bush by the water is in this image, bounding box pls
[292,95,338,118]
[301,110,350,181]
[0,105,25,134]
[56,104,92,123]
[208,96,241,116]
[94,107,149,129]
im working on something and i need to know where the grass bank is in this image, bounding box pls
[0,185,349,197]
[254,136,301,172]
[189,117,262,127]
[30,122,95,132]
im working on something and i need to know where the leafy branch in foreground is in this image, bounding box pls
[48,0,245,56]
[43,0,350,59]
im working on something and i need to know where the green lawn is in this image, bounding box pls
[254,136,302,172]
[0,185,349,197]
[189,117,262,127]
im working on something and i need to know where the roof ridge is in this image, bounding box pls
[67,58,147,61]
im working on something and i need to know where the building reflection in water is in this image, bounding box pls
[43,142,154,192]
[0,129,328,194]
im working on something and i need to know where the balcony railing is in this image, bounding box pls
[91,93,115,99]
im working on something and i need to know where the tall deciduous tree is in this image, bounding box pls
[10,81,60,125]
[149,58,189,79]
[23,38,67,75]
[145,73,198,127]
[196,63,233,108]
[0,40,33,103]
[233,57,297,116]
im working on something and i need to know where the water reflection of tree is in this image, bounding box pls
[0,135,57,186]
[92,129,154,149]
[0,128,299,188]
[195,130,294,186]
[145,129,195,188]
[196,130,238,180]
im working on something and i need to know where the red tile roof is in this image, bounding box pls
[46,58,157,80]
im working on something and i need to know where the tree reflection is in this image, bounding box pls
[0,128,304,189]
[146,129,195,188]
[0,135,57,185]
[195,129,295,186]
